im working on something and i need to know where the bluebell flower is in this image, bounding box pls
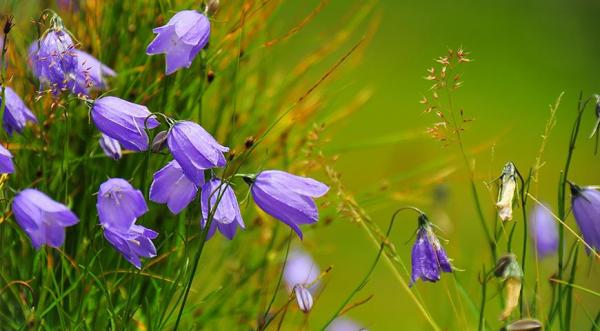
[146,10,210,75]
[103,223,158,269]
[99,134,122,160]
[0,87,37,135]
[74,49,116,93]
[248,170,328,239]
[410,214,452,286]
[569,182,600,253]
[167,121,228,184]
[91,96,159,152]
[200,179,244,240]
[97,178,148,231]
[284,249,320,313]
[149,160,199,214]
[0,144,14,174]
[12,188,79,249]
[529,202,558,258]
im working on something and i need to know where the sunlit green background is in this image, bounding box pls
[272,0,600,329]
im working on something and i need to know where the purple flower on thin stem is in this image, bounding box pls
[569,182,600,253]
[150,160,199,214]
[0,143,14,174]
[146,10,210,75]
[91,96,159,152]
[99,134,122,160]
[247,170,329,239]
[97,178,158,268]
[410,214,452,286]
[12,188,79,249]
[74,49,116,94]
[529,202,558,258]
[0,87,38,136]
[284,249,320,313]
[167,121,228,184]
[200,179,245,240]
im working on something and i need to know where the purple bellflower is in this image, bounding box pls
[74,50,116,93]
[150,160,199,214]
[410,213,452,286]
[99,134,122,160]
[0,144,14,174]
[12,188,79,249]
[28,29,81,94]
[97,178,157,268]
[326,318,366,331]
[247,170,329,239]
[167,121,228,184]
[284,249,320,313]
[569,182,600,253]
[529,202,558,258]
[200,179,245,240]
[0,87,38,136]
[91,96,159,152]
[146,10,210,75]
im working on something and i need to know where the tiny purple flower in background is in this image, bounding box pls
[28,30,81,94]
[529,202,558,258]
[74,49,116,93]
[12,188,79,249]
[410,213,452,286]
[248,170,329,239]
[326,317,366,331]
[569,182,600,253]
[284,249,320,313]
[167,121,228,184]
[0,144,14,174]
[200,179,244,240]
[99,134,122,160]
[103,224,158,269]
[97,178,148,231]
[150,160,199,214]
[146,10,210,75]
[91,96,159,152]
[0,87,37,136]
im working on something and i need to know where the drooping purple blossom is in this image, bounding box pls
[103,224,158,269]
[97,178,157,268]
[12,188,79,249]
[74,49,116,93]
[410,214,452,286]
[28,30,81,94]
[0,144,14,174]
[91,96,159,152]
[569,182,600,253]
[97,178,148,231]
[149,160,199,214]
[146,10,210,75]
[284,249,320,313]
[529,202,558,258]
[167,121,228,184]
[326,318,366,331]
[0,87,37,135]
[99,134,122,160]
[200,179,244,240]
[248,170,328,239]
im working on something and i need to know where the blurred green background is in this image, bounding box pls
[271,0,600,329]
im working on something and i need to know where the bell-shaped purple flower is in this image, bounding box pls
[103,223,158,269]
[0,87,38,135]
[410,214,452,286]
[97,178,148,231]
[167,121,228,184]
[149,160,199,214]
[28,30,80,94]
[99,134,122,160]
[570,182,600,253]
[200,179,245,240]
[91,96,159,152]
[529,202,558,258]
[74,50,116,93]
[12,188,79,249]
[249,170,328,239]
[0,144,14,174]
[146,10,210,75]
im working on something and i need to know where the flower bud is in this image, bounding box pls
[151,130,169,153]
[206,0,220,16]
[494,254,523,321]
[494,254,523,280]
[496,162,517,221]
[293,285,314,313]
[502,318,543,331]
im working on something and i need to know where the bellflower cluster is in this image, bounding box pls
[410,213,453,286]
[0,87,37,135]
[97,178,158,268]
[12,189,79,249]
[569,182,600,253]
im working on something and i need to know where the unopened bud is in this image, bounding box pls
[206,0,220,16]
[3,16,14,34]
[494,254,523,280]
[293,285,313,313]
[151,130,168,153]
[496,161,517,221]
[502,318,543,331]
